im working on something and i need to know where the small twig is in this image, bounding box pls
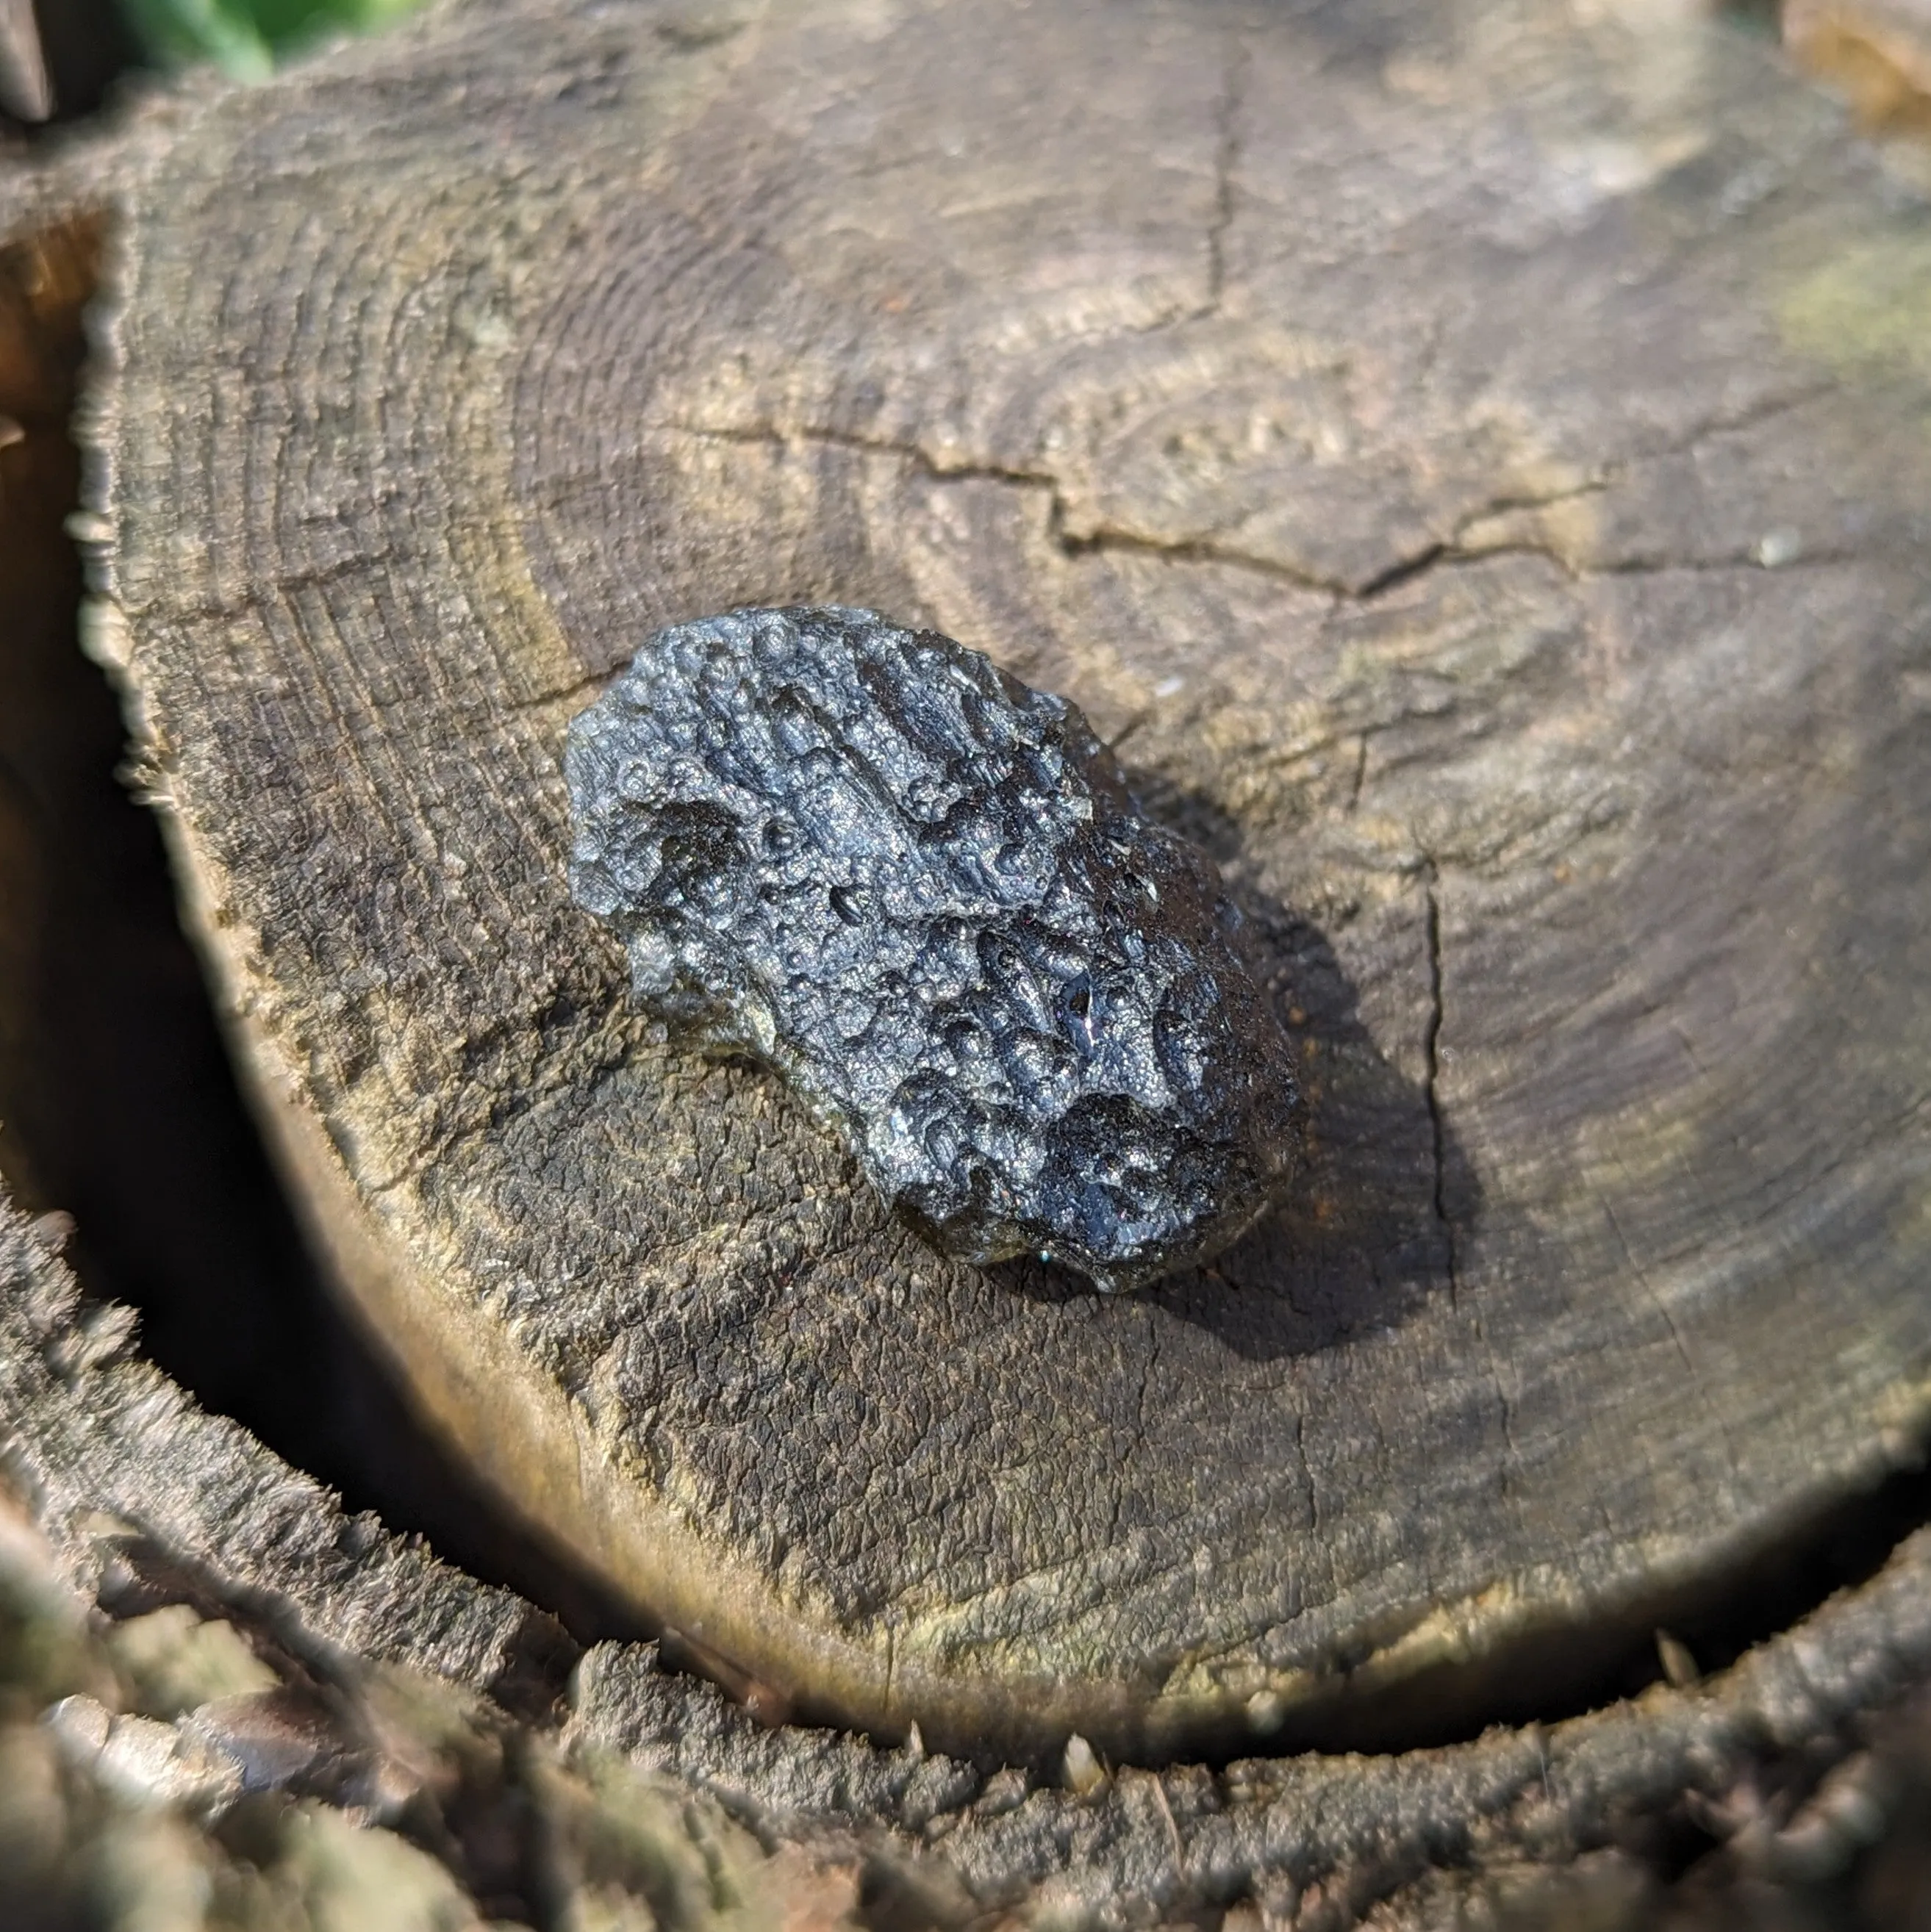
[0,0,51,123]
[1149,1772,1186,1870]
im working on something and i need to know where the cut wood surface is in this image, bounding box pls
[87,0,1931,1764]
[10,1183,1931,1922]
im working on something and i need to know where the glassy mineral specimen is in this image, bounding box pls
[566,606,1300,1292]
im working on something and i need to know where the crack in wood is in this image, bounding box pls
[1202,31,1247,317]
[655,417,1850,601]
[1422,866,1457,1314]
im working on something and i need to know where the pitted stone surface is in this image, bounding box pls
[567,606,1301,1290]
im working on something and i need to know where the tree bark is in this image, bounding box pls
[9,1180,1931,1923]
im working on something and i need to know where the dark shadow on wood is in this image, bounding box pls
[0,0,143,132]
[1163,889,1471,1362]
[999,778,1470,1365]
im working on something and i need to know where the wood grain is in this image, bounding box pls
[88,0,1931,1762]
[10,1179,1931,1920]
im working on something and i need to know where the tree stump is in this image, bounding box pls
[79,0,1931,1798]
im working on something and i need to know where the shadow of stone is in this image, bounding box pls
[1154,893,1473,1360]
[997,777,1477,1362]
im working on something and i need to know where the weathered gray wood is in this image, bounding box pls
[85,0,1931,1767]
[10,1185,1931,1923]
[0,1199,870,1932]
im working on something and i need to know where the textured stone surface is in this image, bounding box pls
[567,606,1302,1292]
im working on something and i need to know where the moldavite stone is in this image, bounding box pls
[566,606,1301,1292]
